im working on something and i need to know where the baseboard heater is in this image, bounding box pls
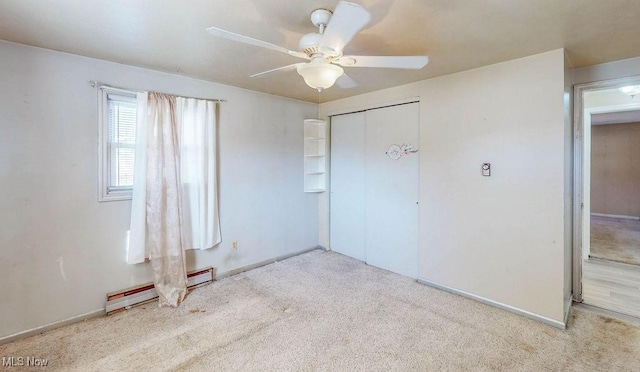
[105,267,214,315]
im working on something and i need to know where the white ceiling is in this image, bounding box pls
[2,0,640,103]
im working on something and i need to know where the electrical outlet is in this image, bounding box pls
[232,240,238,250]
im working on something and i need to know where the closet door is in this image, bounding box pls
[365,103,419,278]
[330,112,366,260]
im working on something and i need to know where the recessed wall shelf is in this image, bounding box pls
[304,119,327,192]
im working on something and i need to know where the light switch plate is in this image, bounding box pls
[482,163,491,176]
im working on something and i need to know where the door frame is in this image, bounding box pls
[572,75,640,302]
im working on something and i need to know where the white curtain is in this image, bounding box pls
[128,92,149,264]
[176,97,221,251]
[128,92,220,308]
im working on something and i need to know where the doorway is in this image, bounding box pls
[330,102,419,278]
[574,77,640,317]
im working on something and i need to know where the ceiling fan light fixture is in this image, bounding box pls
[207,1,429,92]
[296,61,344,91]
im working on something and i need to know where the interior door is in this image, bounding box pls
[365,103,419,278]
[330,112,366,260]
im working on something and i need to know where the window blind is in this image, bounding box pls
[107,93,137,191]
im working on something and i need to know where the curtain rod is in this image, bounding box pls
[89,80,227,103]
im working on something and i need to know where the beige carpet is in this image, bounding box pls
[2,250,640,371]
[591,216,640,266]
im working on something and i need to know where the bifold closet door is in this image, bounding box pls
[365,103,419,278]
[330,112,366,261]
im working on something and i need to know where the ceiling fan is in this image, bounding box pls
[206,1,429,92]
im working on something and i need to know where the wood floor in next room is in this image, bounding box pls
[591,215,640,266]
[2,250,640,371]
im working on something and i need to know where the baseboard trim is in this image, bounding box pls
[213,246,322,280]
[417,278,566,329]
[1,246,321,344]
[588,255,640,269]
[0,308,105,345]
[591,213,640,220]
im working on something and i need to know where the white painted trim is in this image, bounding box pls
[588,255,640,269]
[326,96,420,117]
[573,75,640,303]
[591,213,640,220]
[215,246,321,280]
[1,247,321,344]
[573,83,585,302]
[417,278,566,329]
[97,85,136,202]
[581,107,596,261]
[592,120,640,126]
[0,309,105,345]
[578,104,640,260]
[574,75,640,92]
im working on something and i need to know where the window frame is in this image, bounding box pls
[98,86,138,202]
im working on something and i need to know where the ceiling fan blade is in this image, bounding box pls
[319,1,371,55]
[336,73,358,89]
[336,55,429,69]
[207,26,309,60]
[250,63,304,78]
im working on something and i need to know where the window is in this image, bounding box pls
[99,87,138,201]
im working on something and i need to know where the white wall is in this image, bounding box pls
[0,40,319,339]
[320,49,571,324]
